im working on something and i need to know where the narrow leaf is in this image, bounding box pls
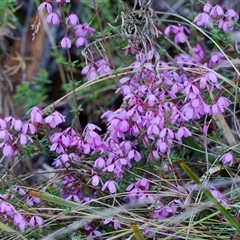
[0,221,27,240]
[29,191,80,208]
[131,223,145,240]
[179,160,240,231]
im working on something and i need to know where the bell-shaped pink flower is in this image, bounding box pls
[220,152,233,166]
[102,180,118,193]
[29,216,44,228]
[47,12,60,25]
[61,37,71,49]
[38,2,52,14]
[66,13,79,25]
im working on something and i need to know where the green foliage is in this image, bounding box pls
[13,70,51,112]
[0,0,17,29]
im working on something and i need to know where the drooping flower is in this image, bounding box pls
[225,9,239,21]
[102,180,118,193]
[14,119,23,131]
[210,188,229,206]
[220,152,233,166]
[26,196,41,207]
[29,106,43,124]
[210,5,224,18]
[22,123,36,134]
[0,201,16,217]
[66,13,79,25]
[164,25,191,44]
[3,143,18,157]
[203,1,212,13]
[29,216,44,228]
[46,12,60,25]
[193,12,213,28]
[12,186,26,196]
[38,1,52,14]
[61,37,71,49]
[45,111,66,128]
[14,213,27,231]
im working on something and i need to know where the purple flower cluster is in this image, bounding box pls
[45,43,232,209]
[193,1,239,32]
[81,58,112,81]
[0,187,44,231]
[38,1,95,49]
[0,106,65,157]
[4,0,237,237]
[164,25,191,44]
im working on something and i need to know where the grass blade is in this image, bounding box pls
[179,160,240,232]
[131,223,145,240]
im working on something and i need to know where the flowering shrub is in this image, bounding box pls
[1,0,240,239]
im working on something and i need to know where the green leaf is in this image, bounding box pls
[29,191,80,208]
[0,221,27,240]
[131,224,145,240]
[179,160,240,231]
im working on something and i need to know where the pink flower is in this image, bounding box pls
[210,5,224,18]
[208,52,224,67]
[29,106,43,123]
[127,149,141,162]
[175,126,192,141]
[14,213,27,231]
[75,23,95,37]
[96,59,111,75]
[3,143,18,157]
[85,225,102,239]
[75,37,88,47]
[66,13,79,25]
[210,188,229,206]
[220,152,233,166]
[0,129,12,141]
[38,2,52,14]
[102,180,118,193]
[218,18,235,32]
[125,178,153,202]
[61,37,71,49]
[153,199,183,219]
[175,54,195,67]
[53,153,79,168]
[29,216,44,228]
[203,1,212,13]
[26,196,41,207]
[164,25,190,44]
[192,44,204,62]
[45,111,66,128]
[103,218,121,230]
[47,12,60,25]
[160,127,174,139]
[81,64,98,81]
[0,119,7,129]
[193,13,213,28]
[211,96,231,114]
[91,175,102,186]
[94,157,106,169]
[225,9,239,21]
[12,186,26,196]
[14,119,23,131]
[19,133,33,145]
[0,201,16,217]
[22,123,36,134]
[66,194,81,203]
